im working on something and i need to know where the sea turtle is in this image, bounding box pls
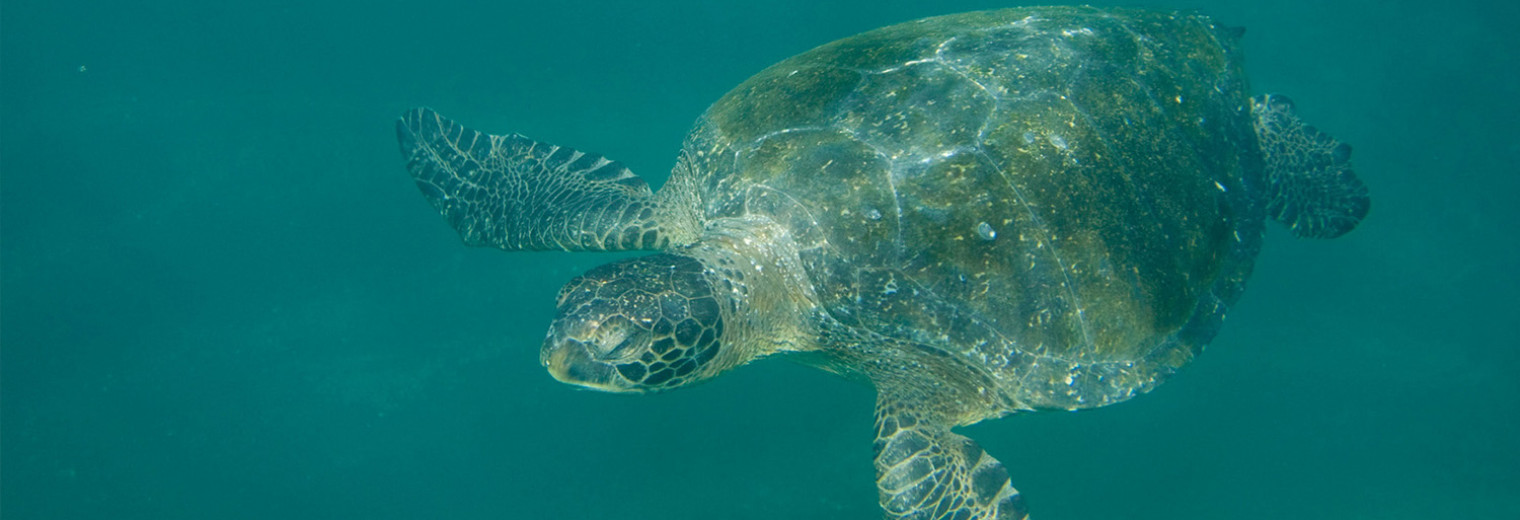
[395,6,1368,519]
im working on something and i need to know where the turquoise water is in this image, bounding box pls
[3,0,1516,518]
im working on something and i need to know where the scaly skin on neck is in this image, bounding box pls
[680,215,823,369]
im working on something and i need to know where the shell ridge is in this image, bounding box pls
[969,147,1095,353]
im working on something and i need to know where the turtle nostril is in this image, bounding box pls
[541,334,578,368]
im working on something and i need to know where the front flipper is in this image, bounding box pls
[874,395,1028,520]
[397,107,668,251]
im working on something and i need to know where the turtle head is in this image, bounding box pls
[541,253,728,393]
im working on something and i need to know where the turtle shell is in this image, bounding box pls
[675,7,1266,410]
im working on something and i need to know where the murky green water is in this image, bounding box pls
[4,1,1516,518]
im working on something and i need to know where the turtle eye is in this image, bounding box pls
[600,333,644,360]
[586,316,647,361]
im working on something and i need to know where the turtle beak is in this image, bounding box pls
[542,336,637,393]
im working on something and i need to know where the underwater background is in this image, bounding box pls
[3,0,1516,518]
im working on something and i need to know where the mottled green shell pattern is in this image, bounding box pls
[675,7,1266,411]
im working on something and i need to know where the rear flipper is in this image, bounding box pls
[1251,94,1371,238]
[874,394,1028,520]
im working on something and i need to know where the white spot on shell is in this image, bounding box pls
[976,222,997,241]
[1047,133,1068,150]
